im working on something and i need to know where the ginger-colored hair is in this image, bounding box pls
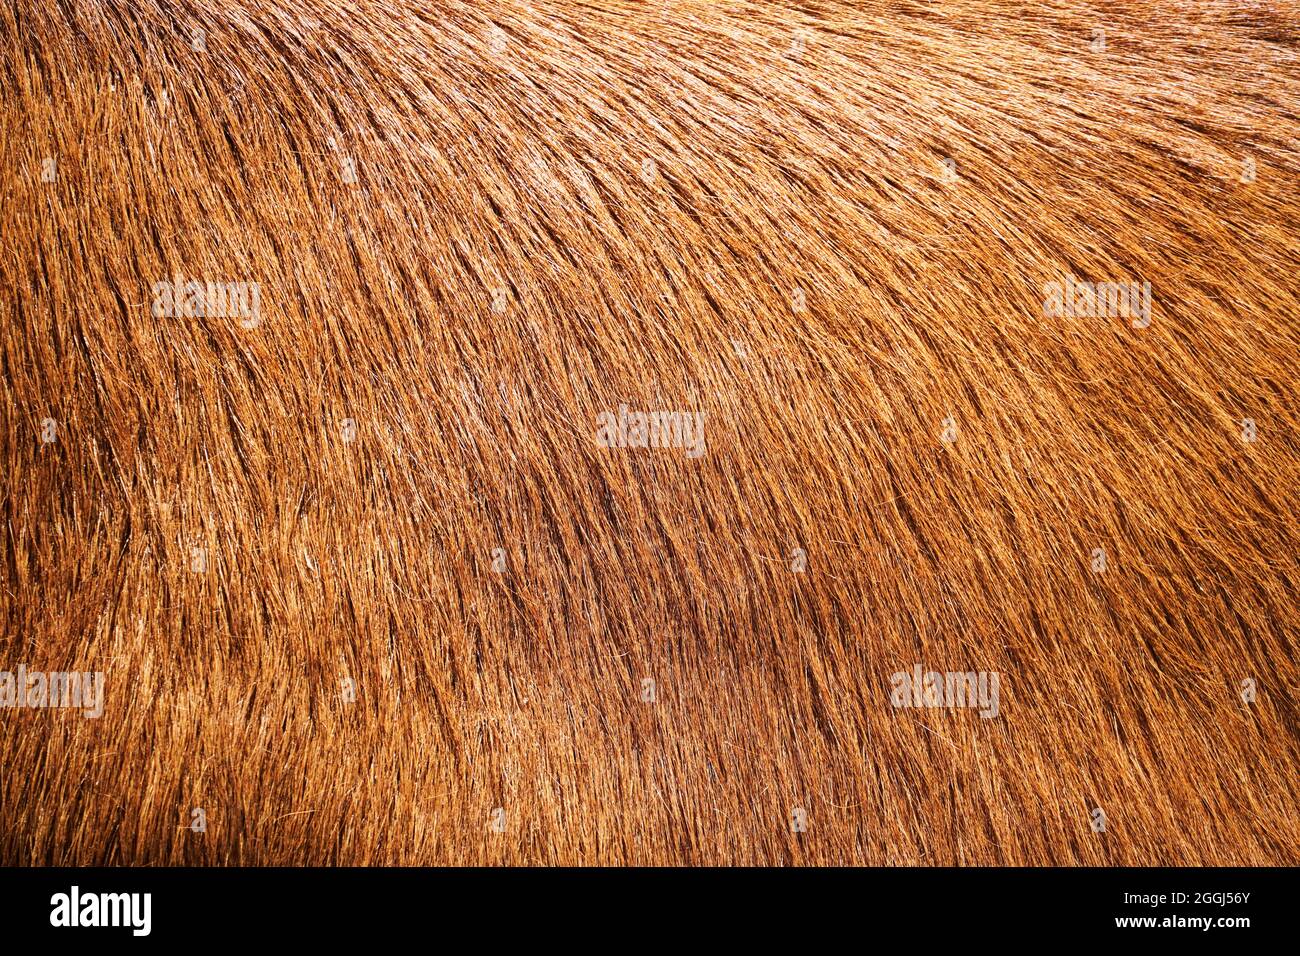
[2,0,1298,864]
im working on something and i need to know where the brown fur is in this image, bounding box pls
[2,0,1298,865]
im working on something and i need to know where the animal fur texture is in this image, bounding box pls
[1,0,1298,865]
